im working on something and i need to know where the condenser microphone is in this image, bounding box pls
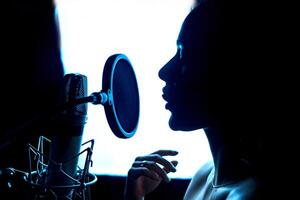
[2,53,139,199]
[45,74,87,199]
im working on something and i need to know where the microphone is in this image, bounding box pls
[5,53,139,199]
[45,73,87,199]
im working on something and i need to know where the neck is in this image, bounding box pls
[204,127,251,186]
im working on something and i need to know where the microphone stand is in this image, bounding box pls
[0,90,107,199]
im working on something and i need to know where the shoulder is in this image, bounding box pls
[192,161,214,182]
[184,161,214,199]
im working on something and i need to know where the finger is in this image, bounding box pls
[133,161,170,183]
[132,161,147,168]
[134,150,178,162]
[135,150,178,172]
[151,150,178,156]
[128,167,160,181]
[171,160,178,167]
[164,160,178,173]
[150,154,178,172]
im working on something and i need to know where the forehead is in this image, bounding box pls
[177,2,218,50]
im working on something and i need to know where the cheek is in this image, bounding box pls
[172,91,201,113]
[173,90,209,121]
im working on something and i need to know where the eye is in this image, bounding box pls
[178,44,184,60]
[177,44,187,74]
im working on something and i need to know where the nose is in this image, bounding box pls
[158,55,177,82]
[158,63,167,81]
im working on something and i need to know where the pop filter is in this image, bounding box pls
[101,54,140,138]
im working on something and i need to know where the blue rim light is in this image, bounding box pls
[109,54,140,138]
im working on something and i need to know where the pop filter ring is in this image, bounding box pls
[102,54,140,138]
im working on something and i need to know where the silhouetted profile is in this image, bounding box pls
[124,0,269,199]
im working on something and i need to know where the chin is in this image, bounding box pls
[168,115,200,132]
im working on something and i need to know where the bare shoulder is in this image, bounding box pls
[192,161,214,182]
[184,161,214,199]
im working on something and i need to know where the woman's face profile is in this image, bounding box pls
[158,6,210,131]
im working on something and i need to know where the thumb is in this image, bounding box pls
[171,160,178,167]
[164,160,178,173]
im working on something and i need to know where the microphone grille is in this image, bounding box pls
[63,73,88,116]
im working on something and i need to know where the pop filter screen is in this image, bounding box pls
[102,54,139,138]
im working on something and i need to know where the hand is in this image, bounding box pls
[124,150,178,200]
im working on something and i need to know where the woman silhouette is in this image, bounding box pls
[124,0,266,199]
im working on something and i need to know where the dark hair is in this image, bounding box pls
[188,0,267,170]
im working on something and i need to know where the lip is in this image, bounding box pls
[162,93,169,109]
[162,93,168,102]
[165,102,171,110]
[162,86,172,110]
[162,86,169,101]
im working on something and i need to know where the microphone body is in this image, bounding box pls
[45,74,87,199]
